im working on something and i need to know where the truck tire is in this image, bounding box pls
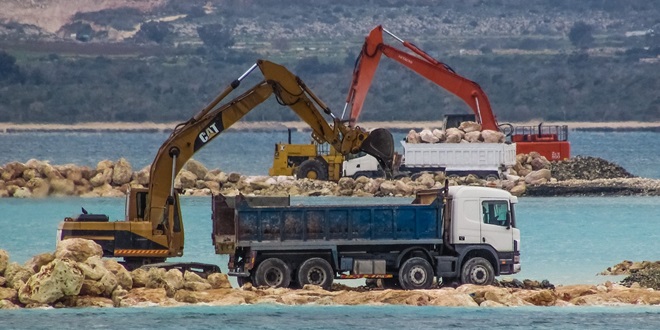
[460,257,495,286]
[398,257,434,290]
[297,257,334,290]
[296,159,328,180]
[254,258,291,288]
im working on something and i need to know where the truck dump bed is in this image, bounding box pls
[401,141,517,173]
[213,190,445,254]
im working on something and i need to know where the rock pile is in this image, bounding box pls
[0,154,556,198]
[551,156,635,181]
[405,122,506,144]
[0,149,655,198]
[0,239,231,309]
[1,241,659,309]
[601,260,660,290]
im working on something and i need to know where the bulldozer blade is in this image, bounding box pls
[360,128,394,178]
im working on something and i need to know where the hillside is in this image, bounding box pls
[0,0,658,124]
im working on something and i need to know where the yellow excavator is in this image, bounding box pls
[57,59,394,270]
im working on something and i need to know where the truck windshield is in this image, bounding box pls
[482,200,510,227]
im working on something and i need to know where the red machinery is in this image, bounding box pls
[343,25,570,161]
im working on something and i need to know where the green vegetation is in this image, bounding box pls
[0,0,658,123]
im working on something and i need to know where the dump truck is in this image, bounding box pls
[343,140,517,180]
[212,184,521,289]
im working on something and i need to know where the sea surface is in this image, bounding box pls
[0,130,659,329]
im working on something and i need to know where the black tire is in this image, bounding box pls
[296,159,328,181]
[297,257,334,290]
[460,257,495,286]
[254,258,291,288]
[398,257,435,290]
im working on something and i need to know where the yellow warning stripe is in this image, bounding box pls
[114,249,170,256]
[339,274,393,279]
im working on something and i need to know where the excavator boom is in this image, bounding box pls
[344,25,499,131]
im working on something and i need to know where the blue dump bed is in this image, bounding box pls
[211,191,446,251]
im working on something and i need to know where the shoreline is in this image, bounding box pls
[2,121,660,133]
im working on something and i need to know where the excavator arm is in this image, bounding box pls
[147,59,394,236]
[344,25,499,131]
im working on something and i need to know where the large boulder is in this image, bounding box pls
[0,249,8,275]
[482,130,505,143]
[54,238,103,263]
[112,158,133,185]
[445,128,463,143]
[0,286,18,302]
[130,268,149,288]
[525,169,552,185]
[183,271,212,291]
[4,262,35,289]
[459,121,482,133]
[464,131,482,143]
[419,129,439,143]
[184,159,209,181]
[18,258,84,305]
[24,253,55,273]
[103,259,133,290]
[175,170,197,190]
[432,129,446,142]
[25,177,50,197]
[207,273,232,289]
[50,178,76,195]
[89,168,112,187]
[406,129,421,143]
[132,165,150,186]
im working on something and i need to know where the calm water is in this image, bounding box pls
[0,130,659,178]
[0,130,659,328]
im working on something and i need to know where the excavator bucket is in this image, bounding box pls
[359,128,394,178]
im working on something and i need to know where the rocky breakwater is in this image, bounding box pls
[1,239,659,309]
[0,122,657,198]
[0,155,554,198]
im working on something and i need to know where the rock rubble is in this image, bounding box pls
[2,153,653,198]
[1,241,659,309]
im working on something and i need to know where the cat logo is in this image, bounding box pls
[198,122,220,144]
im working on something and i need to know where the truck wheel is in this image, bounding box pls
[297,257,334,289]
[296,159,328,181]
[460,257,495,286]
[254,258,291,288]
[398,257,434,290]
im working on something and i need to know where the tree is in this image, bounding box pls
[135,21,172,44]
[568,21,594,48]
[197,24,235,49]
[0,51,24,83]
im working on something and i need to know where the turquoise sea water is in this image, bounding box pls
[0,130,659,328]
[1,130,659,178]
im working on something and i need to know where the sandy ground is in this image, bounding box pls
[2,121,660,132]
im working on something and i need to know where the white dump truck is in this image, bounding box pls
[343,141,517,179]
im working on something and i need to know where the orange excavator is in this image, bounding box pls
[343,25,570,161]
